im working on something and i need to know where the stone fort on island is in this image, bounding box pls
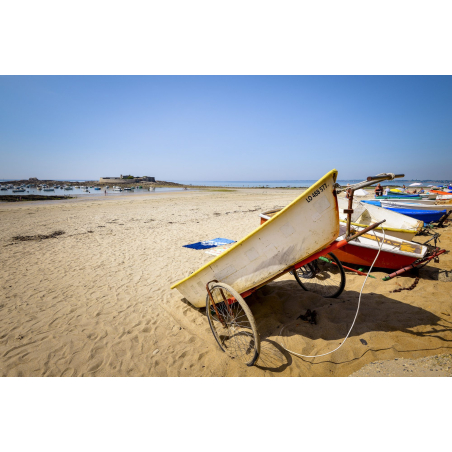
[99,175,156,183]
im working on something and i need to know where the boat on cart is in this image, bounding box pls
[172,169,341,309]
[171,171,409,366]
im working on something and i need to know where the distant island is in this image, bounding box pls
[3,177,184,189]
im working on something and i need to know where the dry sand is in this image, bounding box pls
[1,189,452,377]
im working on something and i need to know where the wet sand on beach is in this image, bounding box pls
[1,189,451,377]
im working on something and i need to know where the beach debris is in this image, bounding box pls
[391,276,420,293]
[12,230,65,242]
[360,339,368,345]
[297,309,317,325]
[153,349,160,355]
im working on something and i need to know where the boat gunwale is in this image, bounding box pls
[170,169,338,290]
[259,209,423,235]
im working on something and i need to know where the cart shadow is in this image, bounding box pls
[255,339,293,372]
[244,279,452,369]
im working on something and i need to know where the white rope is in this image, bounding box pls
[277,228,386,359]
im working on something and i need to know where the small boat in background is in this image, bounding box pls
[337,198,423,241]
[12,188,26,192]
[113,187,122,192]
[431,189,452,195]
[333,224,428,269]
[64,186,73,190]
[384,207,446,223]
[43,188,55,192]
[437,194,452,201]
[379,200,452,212]
[124,187,132,191]
[419,193,438,200]
[94,187,101,190]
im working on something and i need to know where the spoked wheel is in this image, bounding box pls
[206,282,260,367]
[293,252,346,298]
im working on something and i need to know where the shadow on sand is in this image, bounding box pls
[246,279,452,372]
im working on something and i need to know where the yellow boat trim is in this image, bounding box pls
[339,219,419,234]
[171,169,338,289]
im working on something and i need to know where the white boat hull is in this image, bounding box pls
[337,198,423,241]
[172,170,340,308]
[380,200,452,212]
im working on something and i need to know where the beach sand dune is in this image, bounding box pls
[1,189,451,376]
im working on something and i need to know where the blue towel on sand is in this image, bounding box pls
[183,238,235,250]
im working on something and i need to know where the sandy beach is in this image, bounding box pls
[1,188,451,377]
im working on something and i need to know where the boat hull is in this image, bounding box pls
[384,208,446,223]
[376,195,422,200]
[172,170,340,308]
[333,244,420,269]
[380,201,452,212]
[337,198,423,241]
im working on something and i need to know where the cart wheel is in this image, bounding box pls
[206,282,260,366]
[293,252,346,298]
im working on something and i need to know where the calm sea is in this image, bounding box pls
[174,179,451,188]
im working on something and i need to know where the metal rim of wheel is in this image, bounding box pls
[293,252,346,298]
[206,282,260,367]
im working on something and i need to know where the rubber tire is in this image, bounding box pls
[206,282,260,366]
[294,252,346,298]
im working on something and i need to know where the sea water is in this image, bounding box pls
[174,179,451,188]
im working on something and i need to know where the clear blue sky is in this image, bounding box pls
[1,76,451,181]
